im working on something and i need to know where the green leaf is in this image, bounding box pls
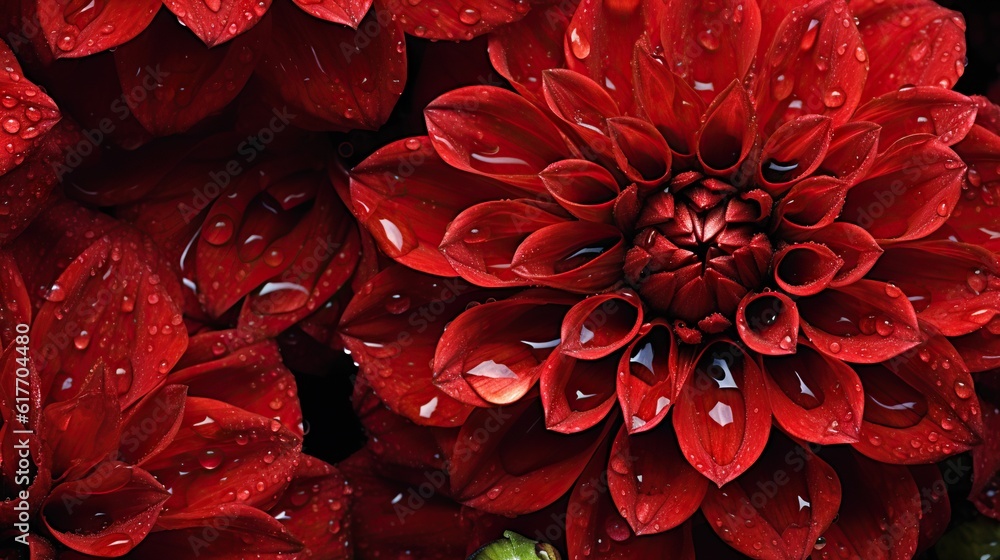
[936,517,1000,559]
[468,531,562,560]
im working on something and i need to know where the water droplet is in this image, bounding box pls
[814,536,827,550]
[199,449,223,470]
[955,380,973,399]
[73,331,91,350]
[204,216,235,245]
[2,118,20,133]
[385,294,411,314]
[828,341,842,353]
[823,89,845,108]
[697,29,720,51]
[404,138,421,151]
[459,7,481,24]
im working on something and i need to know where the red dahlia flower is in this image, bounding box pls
[0,200,350,558]
[340,0,999,556]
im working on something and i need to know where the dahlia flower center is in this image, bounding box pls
[624,171,774,326]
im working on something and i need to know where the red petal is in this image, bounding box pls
[293,0,372,26]
[339,265,482,426]
[939,123,1000,252]
[42,462,168,556]
[433,290,576,406]
[447,398,613,514]
[852,0,967,97]
[542,68,620,160]
[971,379,1000,518]
[488,5,569,102]
[37,0,159,58]
[392,0,528,40]
[269,456,352,558]
[441,200,569,287]
[772,176,849,236]
[773,243,842,296]
[560,291,642,359]
[118,384,188,466]
[618,321,680,434]
[354,388,449,469]
[351,136,515,276]
[425,86,571,189]
[539,350,618,433]
[695,80,757,176]
[735,291,799,355]
[567,440,696,559]
[659,0,761,104]
[852,335,983,463]
[841,135,964,243]
[818,120,881,184]
[853,86,977,148]
[911,464,950,552]
[817,449,920,560]
[867,240,1000,336]
[170,334,304,437]
[144,396,301,513]
[953,327,1000,373]
[256,3,406,130]
[701,434,841,559]
[511,221,625,293]
[114,12,262,136]
[0,342,45,499]
[798,280,921,363]
[757,114,833,193]
[0,40,61,177]
[130,504,303,558]
[762,342,864,444]
[0,251,30,348]
[607,116,672,187]
[754,0,867,133]
[162,0,269,47]
[31,228,188,408]
[631,42,706,160]
[672,340,772,486]
[608,424,706,536]
[541,159,620,223]
[793,222,882,286]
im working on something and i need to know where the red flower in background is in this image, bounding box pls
[340,0,1000,556]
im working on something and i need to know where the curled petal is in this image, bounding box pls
[798,279,921,363]
[762,343,864,444]
[608,424,706,536]
[618,321,679,434]
[736,291,799,355]
[511,221,625,293]
[293,0,372,26]
[773,243,842,296]
[38,0,160,58]
[118,384,188,466]
[0,252,30,348]
[953,328,1000,373]
[560,292,642,359]
[940,123,1000,252]
[488,5,569,102]
[539,350,618,433]
[542,68,620,145]
[757,114,833,193]
[425,86,571,189]
[433,291,576,406]
[911,464,951,552]
[773,176,849,236]
[541,159,620,223]
[701,435,841,560]
[818,120,881,184]
[269,457,352,558]
[392,0,529,40]
[853,86,977,148]
[632,42,706,160]
[695,80,757,176]
[794,222,882,286]
[672,340,772,486]
[163,0,268,47]
[971,380,1000,519]
[607,116,672,187]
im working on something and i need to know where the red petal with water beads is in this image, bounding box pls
[853,336,982,464]
[618,321,680,434]
[953,327,1000,373]
[511,221,625,293]
[798,280,921,363]
[757,114,833,194]
[701,435,841,560]
[817,450,920,560]
[0,252,29,347]
[607,424,707,536]
[560,292,642,360]
[818,120,881,184]
[268,456,352,558]
[853,87,977,149]
[971,375,1000,519]
[842,135,965,243]
[131,503,303,558]
[773,243,842,296]
[293,0,371,26]
[0,41,61,177]
[942,124,1000,253]
[852,0,967,98]
[796,222,882,287]
[113,12,262,136]
[631,42,706,161]
[659,0,761,105]
[144,396,301,513]
[162,0,268,47]
[773,176,848,237]
[170,334,304,437]
[762,342,864,445]
[736,291,799,356]
[339,266,482,427]
[868,240,1000,336]
[607,117,672,187]
[31,229,188,409]
[0,340,45,492]
[542,68,620,146]
[672,340,771,486]
[41,360,120,480]
[42,462,169,556]
[441,200,569,288]
[117,384,187,467]
[351,136,515,276]
[754,0,867,133]
[488,5,569,103]
[393,0,528,41]
[695,80,757,177]
[426,86,570,189]
[447,398,612,514]
[256,3,406,131]
[911,464,951,553]
[354,388,448,469]
[539,350,618,433]
[433,290,575,406]
[37,0,160,58]
[541,159,620,223]
[567,440,696,559]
